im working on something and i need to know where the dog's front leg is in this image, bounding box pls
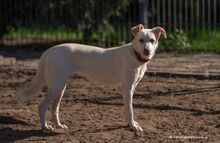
[121,81,143,132]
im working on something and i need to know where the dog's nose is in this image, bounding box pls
[144,49,150,55]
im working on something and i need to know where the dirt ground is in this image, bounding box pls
[0,53,220,143]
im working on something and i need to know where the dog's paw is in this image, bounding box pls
[130,121,143,132]
[42,124,54,131]
[57,124,68,129]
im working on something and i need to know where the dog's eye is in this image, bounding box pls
[149,39,155,43]
[139,38,145,43]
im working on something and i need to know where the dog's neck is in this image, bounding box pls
[131,47,149,63]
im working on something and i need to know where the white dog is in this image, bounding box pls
[16,24,166,132]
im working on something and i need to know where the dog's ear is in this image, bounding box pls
[131,24,144,36]
[152,27,167,39]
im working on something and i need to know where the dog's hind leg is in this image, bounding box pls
[38,78,68,131]
[50,85,68,129]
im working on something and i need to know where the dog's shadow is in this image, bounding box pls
[0,115,60,143]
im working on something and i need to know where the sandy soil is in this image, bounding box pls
[0,55,220,143]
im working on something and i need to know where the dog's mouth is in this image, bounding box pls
[133,49,150,63]
[144,57,150,62]
[141,53,152,62]
[144,58,150,62]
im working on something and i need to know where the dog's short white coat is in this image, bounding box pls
[16,24,166,132]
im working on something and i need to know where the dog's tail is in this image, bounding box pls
[16,52,47,98]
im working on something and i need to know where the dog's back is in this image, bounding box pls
[46,43,124,84]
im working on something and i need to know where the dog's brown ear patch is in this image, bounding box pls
[152,27,167,39]
[131,24,144,36]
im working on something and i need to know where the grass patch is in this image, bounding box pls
[159,29,220,53]
[191,30,220,53]
[3,25,83,42]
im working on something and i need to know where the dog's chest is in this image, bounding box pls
[136,65,147,83]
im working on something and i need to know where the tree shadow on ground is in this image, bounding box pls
[0,127,60,143]
[215,124,220,128]
[0,115,29,125]
[77,85,220,102]
[78,98,220,116]
[0,115,60,142]
[74,85,220,116]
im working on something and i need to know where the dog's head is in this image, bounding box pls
[131,24,167,62]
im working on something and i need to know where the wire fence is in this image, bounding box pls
[143,0,220,32]
[0,0,220,48]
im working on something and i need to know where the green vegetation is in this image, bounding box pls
[3,25,83,42]
[159,29,220,53]
[3,25,220,53]
[160,29,191,52]
[0,0,132,41]
[190,30,220,53]
[2,24,128,47]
